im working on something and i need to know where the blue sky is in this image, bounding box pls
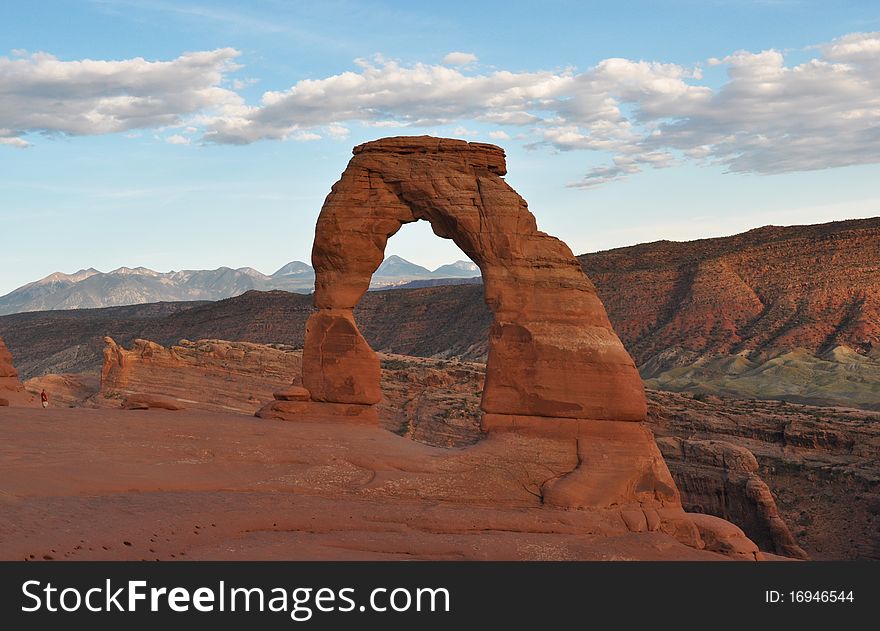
[1,0,879,295]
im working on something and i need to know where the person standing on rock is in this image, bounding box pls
[40,389,48,409]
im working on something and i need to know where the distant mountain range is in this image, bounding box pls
[372,256,479,288]
[0,256,480,315]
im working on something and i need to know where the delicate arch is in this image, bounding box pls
[298,136,646,424]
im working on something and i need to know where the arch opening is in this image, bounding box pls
[369,219,480,292]
[369,219,486,446]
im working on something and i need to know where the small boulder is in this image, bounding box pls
[121,393,185,411]
[273,385,311,401]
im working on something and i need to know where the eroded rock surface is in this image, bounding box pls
[0,406,744,561]
[121,393,186,411]
[656,436,808,559]
[0,335,22,390]
[649,391,880,560]
[101,337,300,413]
[0,335,35,406]
[71,337,813,557]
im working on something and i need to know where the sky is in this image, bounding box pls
[1,0,879,295]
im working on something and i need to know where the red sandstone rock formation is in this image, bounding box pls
[85,337,817,557]
[0,405,757,561]
[256,136,743,551]
[301,310,381,405]
[98,336,485,444]
[290,136,645,423]
[121,393,186,411]
[648,390,880,559]
[0,335,22,390]
[381,357,819,558]
[0,335,34,406]
[24,374,99,408]
[656,436,808,559]
[101,337,301,414]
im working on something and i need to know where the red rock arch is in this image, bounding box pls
[280,136,646,426]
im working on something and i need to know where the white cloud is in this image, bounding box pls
[0,137,29,148]
[200,56,572,144]
[326,123,350,138]
[452,125,477,137]
[165,134,190,145]
[442,51,478,66]
[362,120,404,128]
[4,32,880,188]
[197,34,880,186]
[622,33,880,180]
[0,128,29,148]
[0,48,241,142]
[293,131,321,141]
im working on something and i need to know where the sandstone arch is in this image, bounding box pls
[258,136,673,509]
[261,136,646,429]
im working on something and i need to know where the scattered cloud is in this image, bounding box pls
[200,55,570,144]
[0,138,30,148]
[0,48,241,141]
[198,33,880,186]
[165,134,190,145]
[452,125,477,137]
[361,120,405,128]
[607,32,880,183]
[232,77,259,90]
[4,31,880,187]
[293,131,321,141]
[326,123,350,138]
[0,128,29,148]
[442,51,478,66]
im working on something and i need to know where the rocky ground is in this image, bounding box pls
[19,337,879,559]
[1,406,746,562]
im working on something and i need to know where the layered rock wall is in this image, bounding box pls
[655,436,808,558]
[101,337,301,414]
